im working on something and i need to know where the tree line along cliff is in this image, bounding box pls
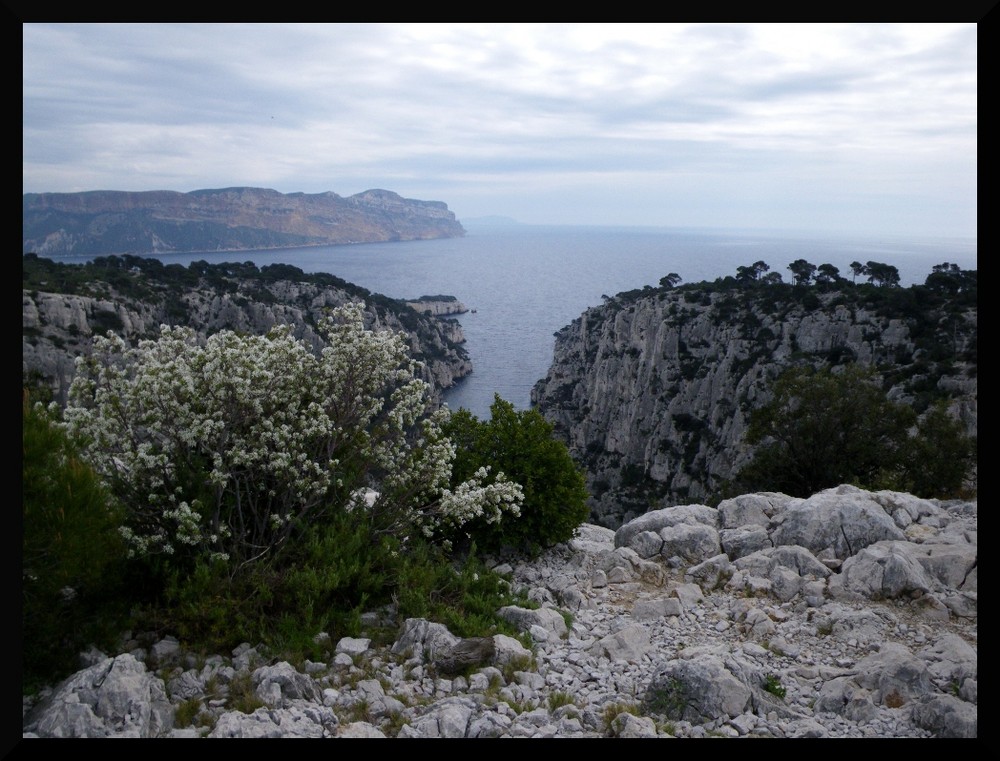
[22,254,471,407]
[22,187,466,257]
[531,263,976,529]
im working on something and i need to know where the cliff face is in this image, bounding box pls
[23,257,471,407]
[531,281,977,528]
[22,187,465,256]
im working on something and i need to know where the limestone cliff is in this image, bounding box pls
[22,187,465,257]
[531,277,977,528]
[23,255,471,406]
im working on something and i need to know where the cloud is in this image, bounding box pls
[22,22,977,238]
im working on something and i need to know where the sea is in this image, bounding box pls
[43,223,977,421]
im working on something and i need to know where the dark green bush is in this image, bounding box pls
[735,364,975,499]
[736,364,914,496]
[90,309,124,333]
[22,391,131,691]
[442,395,590,556]
[140,506,400,654]
[895,401,977,499]
[392,540,522,638]
[137,509,524,658]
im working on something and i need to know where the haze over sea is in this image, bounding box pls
[53,223,977,421]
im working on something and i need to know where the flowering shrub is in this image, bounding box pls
[63,302,522,576]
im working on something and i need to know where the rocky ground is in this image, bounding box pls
[21,486,977,739]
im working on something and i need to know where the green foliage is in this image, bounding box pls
[441,395,591,556]
[382,711,411,737]
[134,511,524,657]
[925,263,976,296]
[173,698,205,728]
[548,691,576,711]
[501,653,538,684]
[659,273,682,289]
[226,671,266,714]
[895,401,977,499]
[863,261,901,287]
[390,538,524,639]
[735,364,975,499]
[22,391,132,692]
[737,364,914,496]
[147,558,258,653]
[90,308,124,333]
[736,260,770,284]
[620,463,647,487]
[22,369,54,405]
[763,673,787,699]
[500,697,538,715]
[788,259,817,286]
[558,609,574,633]
[815,263,843,284]
[602,701,642,734]
[643,678,691,719]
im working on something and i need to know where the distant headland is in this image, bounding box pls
[22,187,466,257]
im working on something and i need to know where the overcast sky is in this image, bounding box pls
[23,23,977,239]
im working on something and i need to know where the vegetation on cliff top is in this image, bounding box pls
[609,259,975,315]
[22,253,469,372]
[557,258,976,514]
[24,252,391,314]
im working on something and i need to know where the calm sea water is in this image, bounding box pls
[50,224,977,420]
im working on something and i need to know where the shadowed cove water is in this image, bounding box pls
[52,223,976,420]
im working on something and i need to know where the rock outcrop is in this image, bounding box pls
[23,187,466,256]
[22,486,976,740]
[405,296,470,317]
[23,256,471,406]
[531,280,977,528]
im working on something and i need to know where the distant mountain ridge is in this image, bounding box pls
[22,187,466,257]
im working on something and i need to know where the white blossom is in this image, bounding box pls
[63,301,525,572]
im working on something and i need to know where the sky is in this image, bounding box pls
[22,23,978,239]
